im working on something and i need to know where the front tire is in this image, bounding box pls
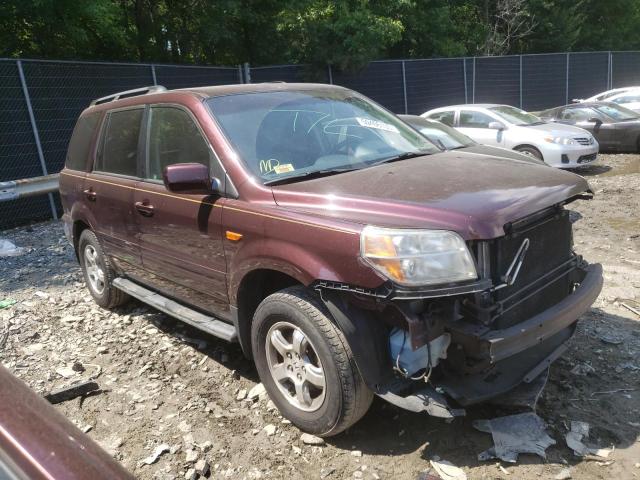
[515,145,544,160]
[251,286,373,436]
[78,230,129,309]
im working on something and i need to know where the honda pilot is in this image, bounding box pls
[60,83,603,436]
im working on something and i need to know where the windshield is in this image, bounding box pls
[401,116,475,149]
[489,106,543,126]
[207,89,438,183]
[593,103,639,121]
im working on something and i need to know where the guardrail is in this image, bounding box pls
[0,174,59,203]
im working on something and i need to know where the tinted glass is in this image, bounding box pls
[593,103,639,121]
[207,90,437,183]
[401,116,474,149]
[429,111,455,126]
[66,112,101,171]
[560,107,599,122]
[147,107,211,180]
[489,106,542,125]
[612,95,640,104]
[459,110,494,128]
[97,109,143,176]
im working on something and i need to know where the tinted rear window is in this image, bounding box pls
[66,112,101,171]
[95,108,143,176]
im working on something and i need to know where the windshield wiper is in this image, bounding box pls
[264,168,357,186]
[370,150,431,166]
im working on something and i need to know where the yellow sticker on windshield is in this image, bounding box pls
[273,163,295,174]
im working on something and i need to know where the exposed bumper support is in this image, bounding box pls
[484,263,603,362]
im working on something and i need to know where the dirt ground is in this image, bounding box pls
[1,154,639,480]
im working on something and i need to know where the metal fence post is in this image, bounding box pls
[519,55,523,109]
[243,62,251,83]
[472,57,476,103]
[463,58,468,104]
[16,60,57,220]
[565,53,570,104]
[238,64,243,83]
[608,51,613,89]
[327,64,333,84]
[150,64,157,85]
[401,61,408,114]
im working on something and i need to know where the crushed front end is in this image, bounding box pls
[317,204,603,417]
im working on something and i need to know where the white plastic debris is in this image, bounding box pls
[429,457,467,480]
[474,412,556,463]
[565,421,612,458]
[0,239,25,257]
[140,443,170,465]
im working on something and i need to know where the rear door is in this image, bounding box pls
[133,105,229,318]
[84,106,144,272]
[457,109,505,146]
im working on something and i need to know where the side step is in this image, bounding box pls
[113,278,237,342]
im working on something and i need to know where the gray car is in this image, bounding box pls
[399,114,547,165]
[423,104,599,168]
[538,101,640,152]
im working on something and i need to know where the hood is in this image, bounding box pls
[524,122,593,137]
[271,152,590,240]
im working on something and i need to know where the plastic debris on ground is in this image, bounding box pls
[565,421,612,458]
[0,239,25,257]
[429,456,467,480]
[473,412,556,463]
[0,299,17,309]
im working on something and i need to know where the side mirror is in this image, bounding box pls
[488,121,505,130]
[588,117,603,125]
[163,163,220,194]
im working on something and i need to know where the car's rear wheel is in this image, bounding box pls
[78,230,129,309]
[251,286,373,436]
[515,145,543,160]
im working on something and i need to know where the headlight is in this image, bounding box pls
[544,136,576,145]
[360,226,478,286]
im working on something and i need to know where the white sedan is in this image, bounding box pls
[422,104,599,168]
[575,87,640,113]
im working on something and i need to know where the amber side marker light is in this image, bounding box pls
[226,231,243,241]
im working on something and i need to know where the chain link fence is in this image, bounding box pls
[2,51,640,229]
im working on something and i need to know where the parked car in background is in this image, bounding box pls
[423,104,599,168]
[538,102,640,152]
[573,86,640,104]
[60,83,602,437]
[399,114,546,165]
[0,366,133,479]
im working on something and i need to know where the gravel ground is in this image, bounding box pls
[0,154,639,480]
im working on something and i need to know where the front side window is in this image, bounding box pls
[429,111,455,126]
[459,110,495,128]
[146,107,211,180]
[96,108,143,176]
[489,106,542,126]
[560,107,599,122]
[207,89,438,184]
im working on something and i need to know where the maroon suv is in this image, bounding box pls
[60,83,603,436]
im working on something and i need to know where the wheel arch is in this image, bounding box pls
[513,144,544,160]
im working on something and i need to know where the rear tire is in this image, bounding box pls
[78,230,129,309]
[515,145,543,161]
[251,286,373,437]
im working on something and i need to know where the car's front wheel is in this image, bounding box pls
[251,286,373,436]
[515,145,543,160]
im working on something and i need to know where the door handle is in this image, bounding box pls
[83,188,97,201]
[135,201,154,217]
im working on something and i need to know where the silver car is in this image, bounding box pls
[422,104,599,168]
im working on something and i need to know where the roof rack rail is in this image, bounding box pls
[90,85,167,106]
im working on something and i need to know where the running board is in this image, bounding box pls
[113,278,237,342]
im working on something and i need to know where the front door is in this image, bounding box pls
[457,110,505,146]
[85,107,144,272]
[133,105,229,319]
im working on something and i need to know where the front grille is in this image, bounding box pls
[489,209,574,329]
[578,153,597,164]
[573,137,591,145]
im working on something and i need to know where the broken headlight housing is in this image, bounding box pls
[360,226,478,286]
